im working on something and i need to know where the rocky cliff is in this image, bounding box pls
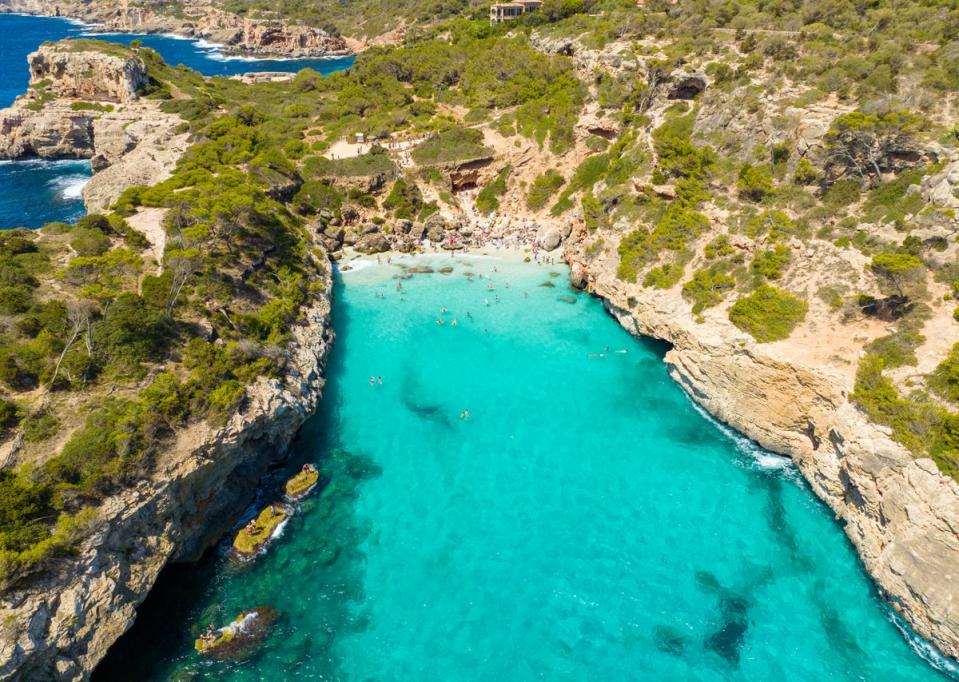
[0,42,189,212]
[0,0,351,58]
[0,272,334,681]
[566,254,959,660]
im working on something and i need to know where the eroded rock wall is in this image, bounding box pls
[0,273,334,681]
[573,253,959,662]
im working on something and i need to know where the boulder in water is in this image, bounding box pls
[194,606,279,660]
[284,468,320,501]
[232,503,292,561]
[569,263,588,291]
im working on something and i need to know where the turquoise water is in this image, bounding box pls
[0,12,353,228]
[94,256,957,681]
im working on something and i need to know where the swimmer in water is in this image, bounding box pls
[494,295,500,303]
[378,376,383,384]
[467,312,473,320]
[451,319,458,327]
[484,298,490,306]
[396,282,403,291]
[441,307,448,313]
[436,319,445,325]
[459,410,470,420]
[370,376,375,386]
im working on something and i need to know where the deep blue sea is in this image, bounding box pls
[0,12,353,229]
[93,256,959,681]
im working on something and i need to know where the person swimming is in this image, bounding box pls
[466,312,473,320]
[459,410,470,420]
[484,298,489,306]
[396,282,403,291]
[369,376,375,386]
[378,376,383,384]
[436,319,445,325]
[441,307,448,313]
[451,319,458,327]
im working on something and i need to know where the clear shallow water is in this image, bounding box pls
[0,12,353,228]
[95,256,957,681]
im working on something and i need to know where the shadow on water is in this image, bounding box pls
[93,274,380,681]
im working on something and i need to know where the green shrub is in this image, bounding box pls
[207,380,246,424]
[411,128,490,165]
[652,111,714,179]
[704,234,733,259]
[617,206,710,282]
[383,178,426,220]
[738,164,773,201]
[683,267,736,314]
[728,285,808,342]
[793,158,819,185]
[0,398,21,436]
[643,262,684,289]
[70,101,114,113]
[751,244,791,281]
[20,411,59,443]
[526,170,565,211]
[865,330,925,369]
[476,166,510,214]
[930,344,959,404]
[70,228,112,257]
[292,180,342,216]
[851,355,941,459]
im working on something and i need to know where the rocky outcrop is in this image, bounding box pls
[0,42,190,213]
[0,267,335,681]
[570,251,959,662]
[29,42,148,103]
[0,0,351,58]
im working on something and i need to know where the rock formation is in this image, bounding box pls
[0,0,351,58]
[0,42,190,212]
[563,247,959,662]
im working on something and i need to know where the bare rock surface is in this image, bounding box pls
[0,43,190,213]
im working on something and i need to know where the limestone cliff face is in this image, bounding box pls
[0,0,351,58]
[29,43,148,103]
[568,249,959,662]
[0,277,334,681]
[0,43,190,212]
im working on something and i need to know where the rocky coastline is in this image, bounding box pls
[0,276,334,680]
[0,0,351,58]
[0,42,190,213]
[0,42,337,680]
[574,252,959,663]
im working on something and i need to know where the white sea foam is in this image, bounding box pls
[50,173,89,200]
[886,607,959,679]
[685,395,796,476]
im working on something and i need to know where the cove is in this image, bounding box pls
[94,255,957,681]
[0,12,354,228]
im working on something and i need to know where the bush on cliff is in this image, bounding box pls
[728,285,808,342]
